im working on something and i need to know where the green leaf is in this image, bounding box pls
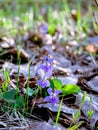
[81,91,87,104]
[62,84,81,96]
[87,110,93,118]
[49,80,54,89]
[26,87,38,96]
[16,95,24,108]
[73,110,81,120]
[48,24,55,35]
[3,89,17,102]
[90,96,93,104]
[69,121,84,130]
[0,93,2,98]
[0,90,3,98]
[52,78,63,90]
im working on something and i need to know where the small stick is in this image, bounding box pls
[94,0,98,6]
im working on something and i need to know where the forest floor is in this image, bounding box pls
[0,1,98,130]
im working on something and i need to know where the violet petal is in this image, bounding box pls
[47,88,52,95]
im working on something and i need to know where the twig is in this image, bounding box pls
[92,12,98,25]
[94,0,98,6]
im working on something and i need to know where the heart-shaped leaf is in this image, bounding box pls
[52,78,63,90]
[3,89,17,102]
[26,87,38,96]
[62,84,81,96]
[16,95,24,108]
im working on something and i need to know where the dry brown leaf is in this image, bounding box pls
[85,44,96,53]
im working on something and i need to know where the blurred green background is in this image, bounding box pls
[0,0,97,39]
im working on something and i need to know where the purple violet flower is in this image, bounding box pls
[44,88,62,105]
[43,56,48,62]
[40,25,48,34]
[37,56,54,88]
[48,58,54,63]
[37,79,50,88]
[37,64,53,79]
[37,64,45,79]
[43,56,53,64]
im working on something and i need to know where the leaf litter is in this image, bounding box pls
[0,1,98,130]
[0,31,98,130]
